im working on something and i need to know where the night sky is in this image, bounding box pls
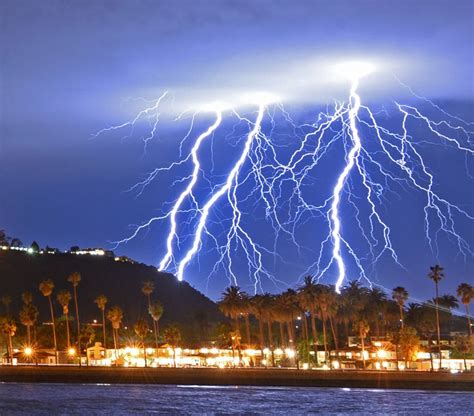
[1,0,473,300]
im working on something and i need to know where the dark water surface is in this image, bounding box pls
[0,383,471,415]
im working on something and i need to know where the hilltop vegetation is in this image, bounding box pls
[0,249,223,344]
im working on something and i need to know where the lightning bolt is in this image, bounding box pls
[96,63,473,294]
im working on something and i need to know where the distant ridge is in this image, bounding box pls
[0,250,223,334]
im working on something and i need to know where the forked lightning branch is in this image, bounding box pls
[96,62,473,293]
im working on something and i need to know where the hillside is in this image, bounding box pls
[0,250,224,336]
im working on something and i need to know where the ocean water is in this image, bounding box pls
[0,383,471,415]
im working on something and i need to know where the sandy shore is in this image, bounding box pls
[0,366,472,391]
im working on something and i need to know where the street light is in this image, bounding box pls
[68,347,76,357]
[24,347,33,356]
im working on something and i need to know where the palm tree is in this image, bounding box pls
[353,319,370,369]
[315,284,332,363]
[239,291,252,346]
[57,290,72,348]
[163,324,181,368]
[148,300,164,349]
[67,272,82,355]
[298,276,319,353]
[367,287,387,337]
[106,306,123,358]
[219,286,243,334]
[94,295,108,347]
[134,318,149,367]
[260,294,276,366]
[141,280,158,345]
[428,264,444,369]
[19,303,39,346]
[250,294,268,358]
[1,295,12,316]
[340,281,368,343]
[280,290,300,349]
[454,335,472,371]
[0,317,16,364]
[392,287,409,329]
[456,283,473,336]
[39,279,58,362]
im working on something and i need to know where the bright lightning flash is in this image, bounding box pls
[96,62,473,294]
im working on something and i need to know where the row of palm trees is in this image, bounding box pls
[1,274,166,363]
[218,265,473,366]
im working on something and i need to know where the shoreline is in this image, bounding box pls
[0,366,472,391]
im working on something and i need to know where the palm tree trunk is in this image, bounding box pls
[73,286,80,350]
[102,309,106,347]
[399,305,404,329]
[322,317,328,363]
[465,304,472,336]
[329,315,338,350]
[267,321,275,366]
[65,312,71,348]
[113,328,118,359]
[286,321,294,347]
[8,334,13,365]
[245,315,251,346]
[434,282,442,369]
[47,295,58,364]
[310,313,319,366]
[279,322,285,347]
[344,320,349,347]
[302,314,309,363]
[27,325,31,346]
[360,329,366,369]
[258,319,264,359]
[153,319,159,350]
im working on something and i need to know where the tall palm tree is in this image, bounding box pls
[428,264,444,369]
[278,290,299,349]
[94,295,108,347]
[315,284,332,363]
[392,286,409,329]
[239,291,252,346]
[0,317,16,364]
[353,319,370,369]
[219,286,243,334]
[39,279,58,362]
[163,324,181,368]
[367,287,387,336]
[339,281,368,344]
[141,280,158,344]
[456,283,473,336]
[260,294,276,366]
[57,290,72,348]
[19,303,39,346]
[250,294,267,358]
[298,276,319,353]
[1,295,12,316]
[67,272,82,353]
[134,318,149,367]
[273,294,289,348]
[106,306,123,358]
[148,300,164,349]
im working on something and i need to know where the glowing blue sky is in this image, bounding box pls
[1,0,473,300]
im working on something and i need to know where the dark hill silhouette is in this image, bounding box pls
[0,250,223,331]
